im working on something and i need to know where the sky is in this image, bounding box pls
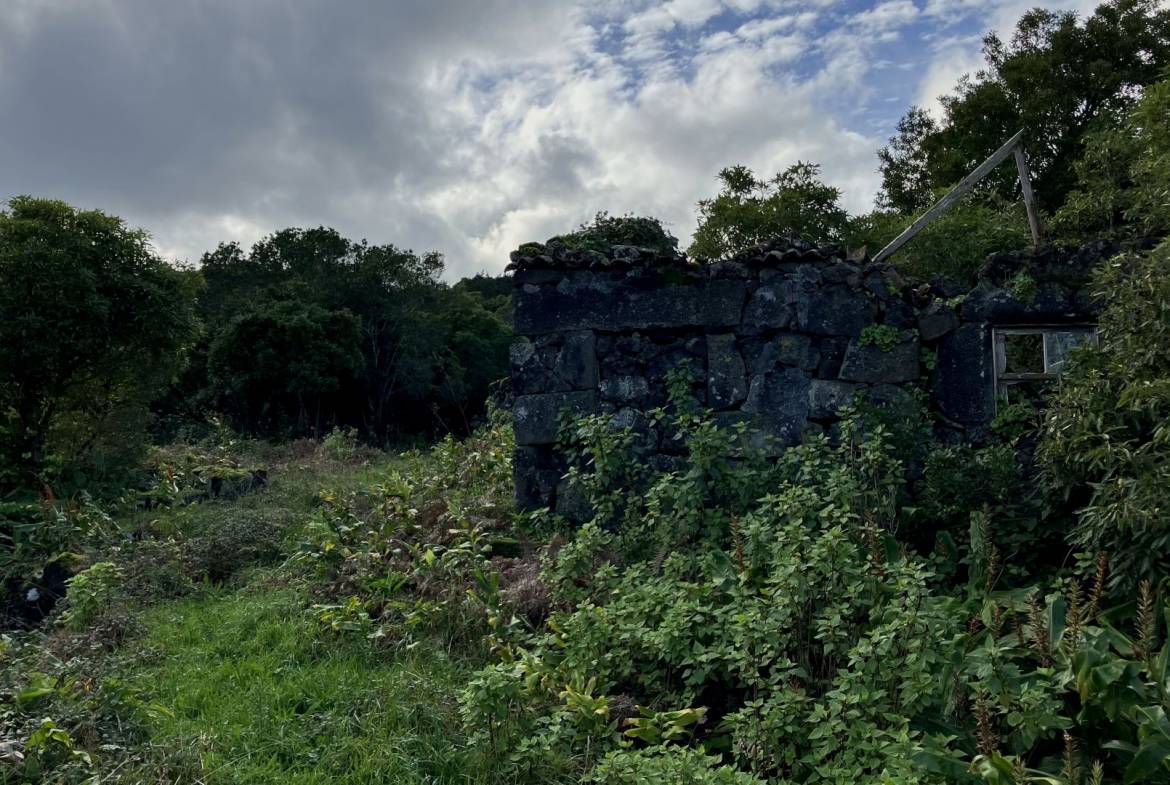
[0,0,1099,280]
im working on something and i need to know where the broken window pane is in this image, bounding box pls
[991,326,1098,411]
[1043,330,1098,374]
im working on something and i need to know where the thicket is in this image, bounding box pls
[0,212,512,501]
[246,258,1170,783]
[5,233,1170,780]
[171,227,512,444]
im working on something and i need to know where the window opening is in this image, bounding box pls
[992,326,1098,409]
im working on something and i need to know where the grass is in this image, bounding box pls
[125,578,488,784]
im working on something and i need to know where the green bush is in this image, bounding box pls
[461,397,962,783]
[550,212,679,255]
[1038,239,1170,588]
[183,508,291,583]
[847,197,1031,285]
[59,561,123,630]
[586,748,765,784]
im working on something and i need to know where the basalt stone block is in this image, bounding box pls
[863,268,907,301]
[795,285,875,336]
[960,281,1088,323]
[515,275,747,334]
[863,383,916,412]
[742,282,796,331]
[748,332,819,373]
[510,337,543,394]
[822,261,860,284]
[839,333,920,384]
[600,375,650,406]
[934,323,994,425]
[707,334,747,409]
[918,302,959,341]
[881,299,918,329]
[513,274,612,334]
[513,445,561,511]
[808,379,861,419]
[554,331,598,390]
[510,332,598,394]
[514,390,598,445]
[743,368,811,447]
[555,477,595,523]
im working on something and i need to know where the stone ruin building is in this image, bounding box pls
[508,237,1110,515]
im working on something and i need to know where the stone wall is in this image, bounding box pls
[509,238,1106,514]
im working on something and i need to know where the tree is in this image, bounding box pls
[0,197,198,492]
[208,300,363,435]
[879,0,1170,214]
[688,162,849,259]
[551,212,679,256]
[1053,75,1170,240]
[184,228,511,441]
[875,107,939,213]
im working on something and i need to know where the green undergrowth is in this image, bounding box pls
[123,579,485,784]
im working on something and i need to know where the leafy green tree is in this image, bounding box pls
[0,197,198,492]
[689,163,849,259]
[187,228,510,441]
[1054,75,1170,240]
[879,0,1170,213]
[875,107,939,213]
[551,212,679,255]
[207,300,363,435]
[1037,238,1170,588]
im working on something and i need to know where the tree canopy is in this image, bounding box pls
[878,0,1170,214]
[688,163,849,259]
[0,197,198,492]
[180,228,511,441]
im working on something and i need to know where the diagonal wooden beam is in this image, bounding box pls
[1013,143,1044,246]
[873,129,1036,264]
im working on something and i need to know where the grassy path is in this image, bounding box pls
[129,578,484,784]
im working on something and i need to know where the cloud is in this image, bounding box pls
[0,0,1099,278]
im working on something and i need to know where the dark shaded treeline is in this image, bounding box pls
[162,227,511,443]
[0,204,510,496]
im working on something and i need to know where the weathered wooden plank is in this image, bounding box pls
[1013,144,1043,246]
[873,129,1025,264]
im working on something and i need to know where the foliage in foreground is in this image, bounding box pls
[1038,237,1170,587]
[456,395,1170,784]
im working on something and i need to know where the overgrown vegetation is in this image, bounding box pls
[5,1,1170,782]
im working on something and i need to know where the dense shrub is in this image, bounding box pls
[1038,238,1170,588]
[445,388,1169,784]
[847,197,1031,285]
[689,163,849,259]
[550,213,679,256]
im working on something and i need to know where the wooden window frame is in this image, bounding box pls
[991,325,1098,410]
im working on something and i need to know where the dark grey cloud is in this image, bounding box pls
[1,0,585,273]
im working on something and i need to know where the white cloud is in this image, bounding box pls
[1,0,1109,278]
